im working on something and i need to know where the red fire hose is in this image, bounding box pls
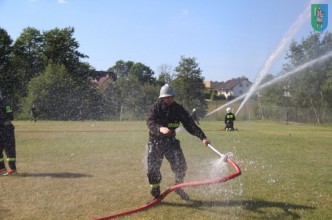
[93,156,241,220]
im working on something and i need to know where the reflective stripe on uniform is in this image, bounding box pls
[6,106,12,113]
[7,158,16,162]
[0,158,4,162]
[168,122,179,128]
[150,183,160,188]
[227,115,234,119]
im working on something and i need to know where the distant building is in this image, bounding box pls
[204,76,252,99]
[91,71,117,87]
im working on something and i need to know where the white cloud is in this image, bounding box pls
[57,0,68,4]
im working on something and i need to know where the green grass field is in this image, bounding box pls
[1,120,331,220]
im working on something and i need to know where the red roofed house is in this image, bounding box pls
[204,76,252,99]
[91,71,117,88]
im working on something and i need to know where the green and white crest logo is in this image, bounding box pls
[311,4,328,32]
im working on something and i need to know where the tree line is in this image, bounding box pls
[256,32,332,122]
[1,27,332,121]
[0,27,207,120]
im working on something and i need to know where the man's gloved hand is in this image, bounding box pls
[160,127,175,135]
[202,138,210,146]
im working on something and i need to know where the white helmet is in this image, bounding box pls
[159,84,175,98]
[226,107,231,113]
[193,108,196,112]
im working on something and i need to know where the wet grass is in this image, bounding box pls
[0,120,331,220]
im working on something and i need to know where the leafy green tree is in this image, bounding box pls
[257,74,288,106]
[322,67,332,108]
[129,62,156,84]
[105,60,158,119]
[12,27,44,97]
[320,33,332,108]
[172,56,207,115]
[0,28,14,97]
[26,63,77,119]
[142,82,159,107]
[99,81,121,119]
[108,60,133,79]
[115,76,155,120]
[26,63,101,120]
[109,60,156,84]
[157,64,174,85]
[42,27,88,78]
[285,32,332,108]
[282,32,332,122]
[98,76,159,120]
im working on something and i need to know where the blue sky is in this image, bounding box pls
[0,0,330,82]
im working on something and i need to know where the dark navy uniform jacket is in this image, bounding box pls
[224,113,236,123]
[0,99,14,127]
[147,100,207,141]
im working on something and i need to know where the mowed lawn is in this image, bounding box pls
[1,120,331,220]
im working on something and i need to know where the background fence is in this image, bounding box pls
[204,105,332,124]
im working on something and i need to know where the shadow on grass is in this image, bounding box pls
[161,198,316,219]
[16,172,93,178]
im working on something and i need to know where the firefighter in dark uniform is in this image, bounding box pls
[30,104,37,122]
[0,91,17,176]
[147,84,210,200]
[224,107,236,131]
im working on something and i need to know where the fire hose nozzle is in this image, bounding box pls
[222,152,233,162]
[208,144,233,162]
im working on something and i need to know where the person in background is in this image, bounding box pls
[78,105,84,121]
[190,108,200,125]
[224,107,236,131]
[31,104,37,122]
[0,90,17,176]
[146,84,210,200]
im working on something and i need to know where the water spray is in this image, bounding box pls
[203,0,327,119]
[255,51,332,91]
[204,94,245,117]
[93,145,241,220]
[205,49,332,118]
[236,0,323,116]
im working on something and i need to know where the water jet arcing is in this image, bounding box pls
[236,0,323,116]
[205,50,332,118]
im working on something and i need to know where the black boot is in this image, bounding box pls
[150,186,160,199]
[175,178,189,200]
[175,188,190,200]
